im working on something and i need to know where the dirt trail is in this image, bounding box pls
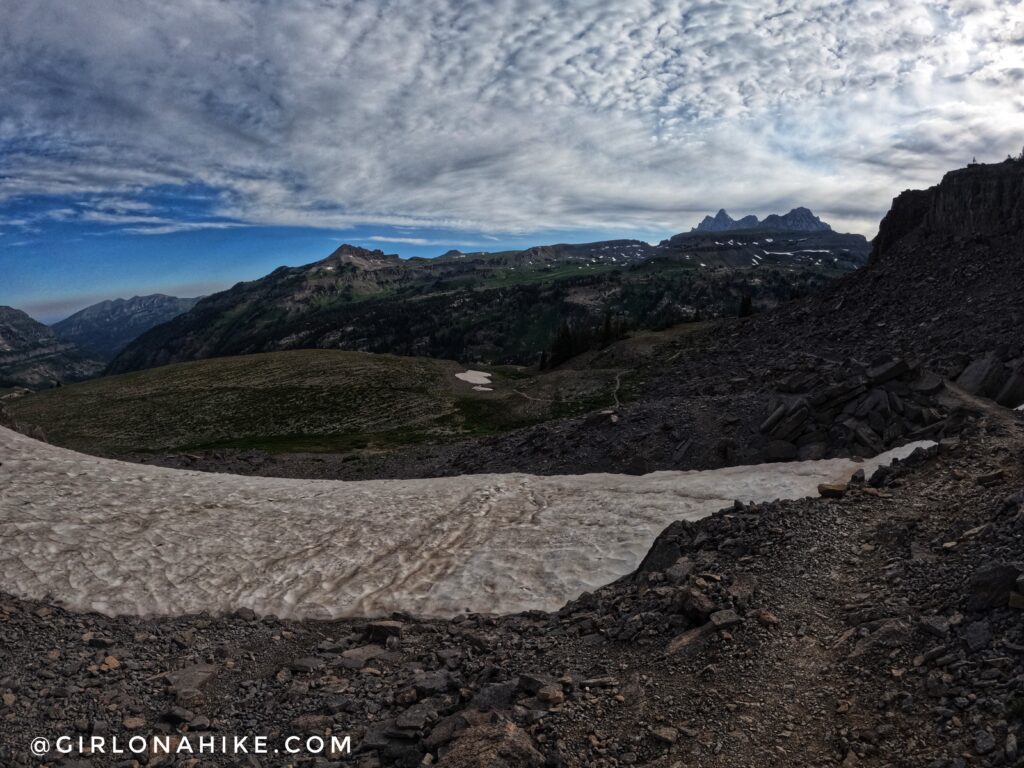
[603,394,1024,767]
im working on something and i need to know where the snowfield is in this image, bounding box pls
[0,427,931,620]
[455,370,492,386]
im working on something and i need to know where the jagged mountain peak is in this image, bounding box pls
[691,206,832,234]
[694,209,740,232]
[321,244,401,269]
[761,207,831,233]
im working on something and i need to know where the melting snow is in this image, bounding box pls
[455,370,492,386]
[0,428,933,620]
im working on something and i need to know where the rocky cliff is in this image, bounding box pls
[0,307,104,389]
[872,159,1024,261]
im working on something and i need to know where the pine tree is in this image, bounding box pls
[599,311,613,348]
[549,321,576,367]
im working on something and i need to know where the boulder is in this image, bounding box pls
[367,620,404,643]
[759,403,788,433]
[340,644,388,669]
[910,371,944,395]
[666,624,714,656]
[995,365,1024,407]
[967,562,1022,611]
[651,726,679,744]
[818,483,847,498]
[164,663,219,704]
[853,424,884,454]
[763,440,798,462]
[709,609,741,629]
[438,722,544,768]
[768,405,811,442]
[798,442,827,460]
[956,354,1009,398]
[866,359,911,384]
[665,556,696,584]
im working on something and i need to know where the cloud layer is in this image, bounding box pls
[2,0,1023,237]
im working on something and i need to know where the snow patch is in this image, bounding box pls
[0,428,934,620]
[455,370,492,386]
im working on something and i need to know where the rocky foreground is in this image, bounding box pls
[1,393,1022,767]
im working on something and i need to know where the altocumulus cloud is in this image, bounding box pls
[1,0,1023,237]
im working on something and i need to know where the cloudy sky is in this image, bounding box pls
[2,0,1023,320]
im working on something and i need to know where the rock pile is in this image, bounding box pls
[759,358,949,460]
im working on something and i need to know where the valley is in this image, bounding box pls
[52,294,201,361]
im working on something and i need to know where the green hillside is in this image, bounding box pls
[7,348,625,455]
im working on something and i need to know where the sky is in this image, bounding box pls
[2,1,1023,323]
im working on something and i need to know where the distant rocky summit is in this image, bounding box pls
[693,209,761,232]
[52,293,199,361]
[0,307,103,389]
[658,208,868,272]
[691,206,832,234]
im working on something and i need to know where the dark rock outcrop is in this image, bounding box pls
[872,160,1024,262]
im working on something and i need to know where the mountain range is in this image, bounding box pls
[0,208,868,387]
[0,295,199,389]
[51,294,200,361]
[107,210,868,374]
[691,206,832,233]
